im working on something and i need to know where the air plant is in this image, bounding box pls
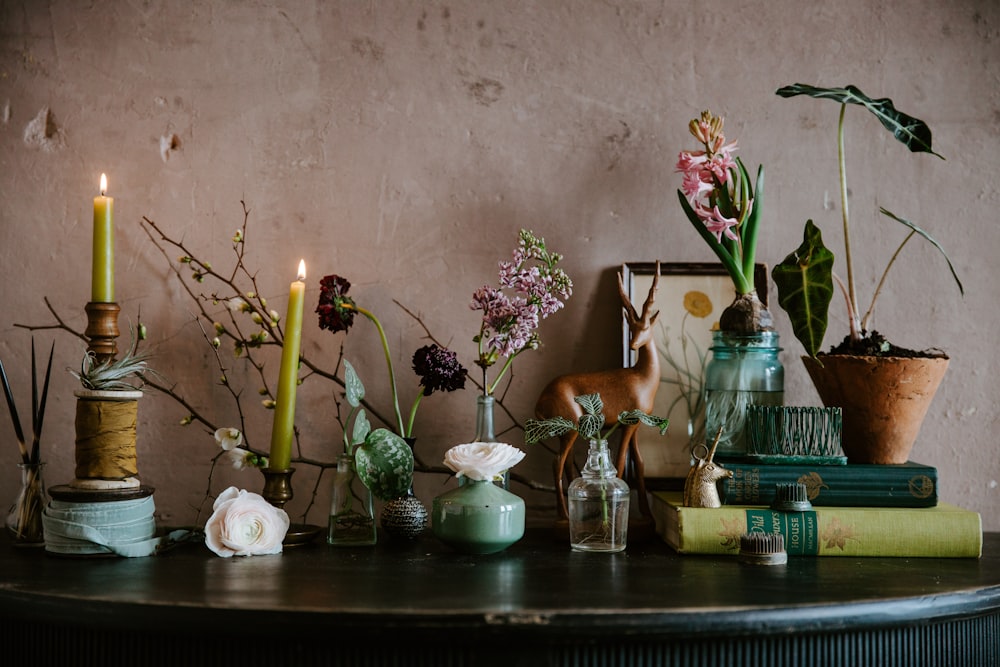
[71,324,153,391]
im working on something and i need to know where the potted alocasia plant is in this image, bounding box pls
[771,84,963,464]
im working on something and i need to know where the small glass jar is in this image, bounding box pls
[704,330,784,457]
[327,453,376,546]
[567,440,630,553]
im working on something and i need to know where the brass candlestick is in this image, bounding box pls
[259,467,321,546]
[261,467,295,509]
[260,468,322,547]
[84,302,121,362]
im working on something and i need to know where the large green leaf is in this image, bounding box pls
[775,84,943,159]
[772,220,835,357]
[740,160,765,280]
[343,359,365,408]
[879,208,964,297]
[354,428,414,500]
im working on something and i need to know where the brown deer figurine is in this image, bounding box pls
[534,262,660,520]
[683,427,733,508]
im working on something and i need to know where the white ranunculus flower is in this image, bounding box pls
[204,487,289,557]
[214,427,243,451]
[443,442,526,481]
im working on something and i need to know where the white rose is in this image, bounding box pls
[443,442,526,481]
[204,487,290,557]
[214,427,243,451]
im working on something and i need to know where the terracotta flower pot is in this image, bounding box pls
[802,355,948,464]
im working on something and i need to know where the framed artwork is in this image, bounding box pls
[621,262,768,481]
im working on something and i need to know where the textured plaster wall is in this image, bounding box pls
[1,0,998,530]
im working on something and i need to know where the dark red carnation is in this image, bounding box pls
[316,274,357,333]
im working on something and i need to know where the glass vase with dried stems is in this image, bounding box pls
[0,340,54,546]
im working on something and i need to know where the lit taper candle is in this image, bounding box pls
[92,173,115,303]
[269,259,306,471]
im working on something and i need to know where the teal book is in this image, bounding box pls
[719,461,938,508]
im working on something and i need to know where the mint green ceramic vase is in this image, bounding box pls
[432,479,525,554]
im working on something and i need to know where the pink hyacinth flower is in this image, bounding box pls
[703,206,740,243]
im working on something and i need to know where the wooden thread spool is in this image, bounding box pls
[73,391,142,481]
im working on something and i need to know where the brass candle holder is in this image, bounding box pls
[259,467,322,546]
[84,301,121,362]
[261,467,296,509]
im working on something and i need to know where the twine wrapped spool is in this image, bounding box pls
[74,390,143,481]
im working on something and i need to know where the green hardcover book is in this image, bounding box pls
[652,492,982,558]
[720,461,938,508]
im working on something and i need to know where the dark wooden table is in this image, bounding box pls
[1,527,997,666]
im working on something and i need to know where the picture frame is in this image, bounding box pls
[621,261,768,482]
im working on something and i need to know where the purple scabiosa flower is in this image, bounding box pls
[412,344,468,396]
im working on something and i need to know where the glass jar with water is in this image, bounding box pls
[704,330,783,457]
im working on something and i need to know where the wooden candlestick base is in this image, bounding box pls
[85,302,121,362]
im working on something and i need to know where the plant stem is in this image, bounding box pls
[405,392,424,439]
[486,353,517,397]
[838,103,862,341]
[861,230,916,331]
[353,306,405,436]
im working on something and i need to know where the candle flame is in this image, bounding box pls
[297,259,306,282]
[99,173,108,196]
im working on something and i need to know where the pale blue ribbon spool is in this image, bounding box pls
[42,495,188,558]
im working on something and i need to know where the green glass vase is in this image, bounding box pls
[431,479,525,554]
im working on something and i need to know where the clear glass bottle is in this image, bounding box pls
[474,395,495,442]
[473,395,508,489]
[567,440,630,552]
[704,330,784,457]
[5,462,47,547]
[327,453,376,546]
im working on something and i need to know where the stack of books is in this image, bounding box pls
[652,460,983,558]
